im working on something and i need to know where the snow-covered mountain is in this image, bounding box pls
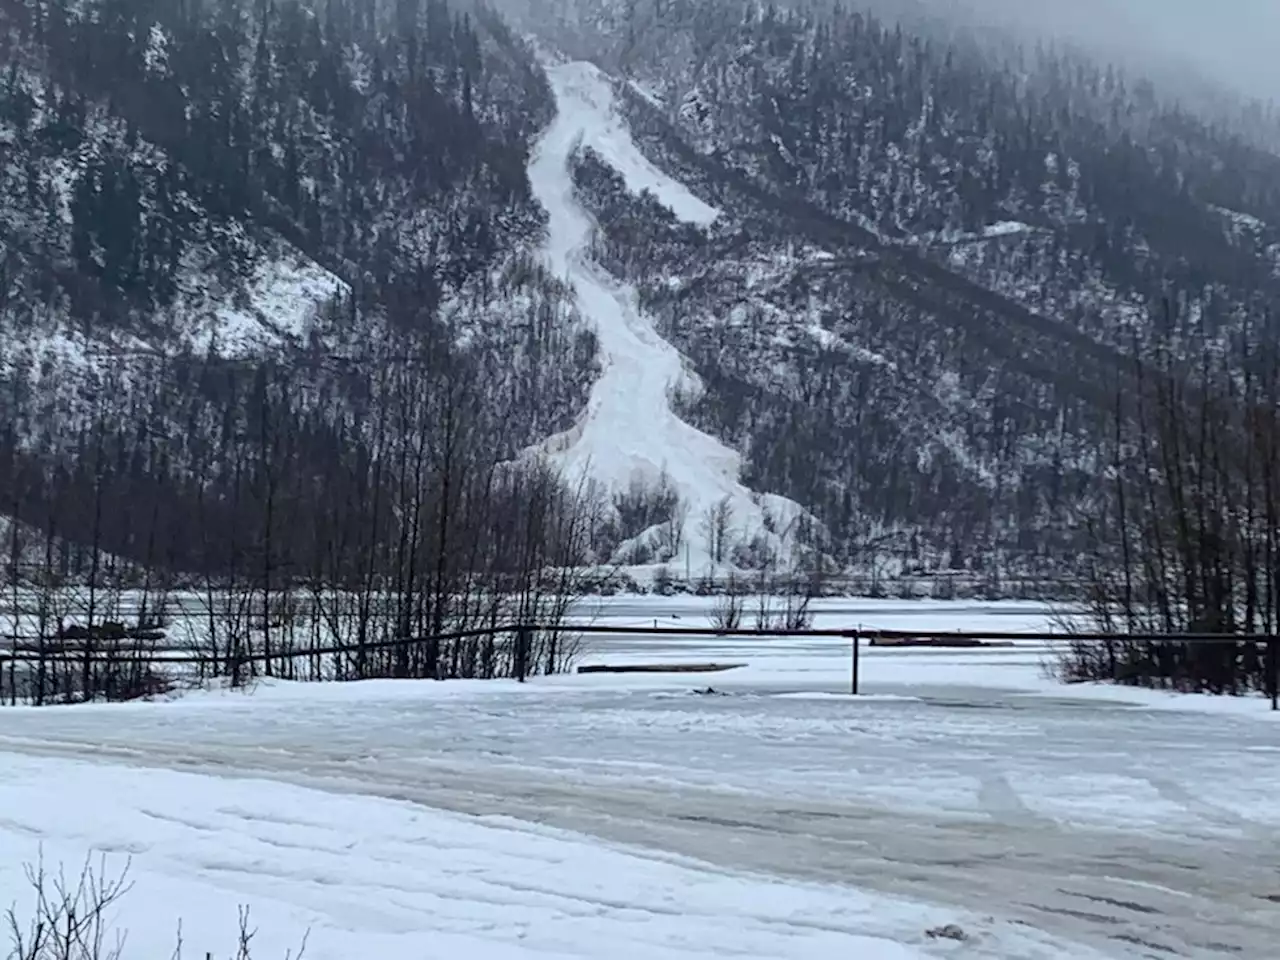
[512,0,1280,575]
[526,59,810,574]
[4,0,1279,592]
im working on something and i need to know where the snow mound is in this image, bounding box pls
[525,60,809,574]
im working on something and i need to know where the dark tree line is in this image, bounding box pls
[1063,305,1280,695]
[2,335,606,703]
[558,0,1280,301]
[0,0,552,326]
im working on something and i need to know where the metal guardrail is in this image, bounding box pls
[563,624,1280,709]
[3,623,1277,710]
[0,625,541,704]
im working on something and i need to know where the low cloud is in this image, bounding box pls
[907,0,1280,102]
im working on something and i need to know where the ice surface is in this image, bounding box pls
[2,598,1277,958]
[525,62,804,571]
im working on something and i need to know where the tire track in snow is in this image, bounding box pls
[525,60,806,571]
[4,731,1277,958]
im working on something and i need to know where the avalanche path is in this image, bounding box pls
[526,60,803,570]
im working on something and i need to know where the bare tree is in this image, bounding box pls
[1063,302,1280,695]
[6,854,132,960]
[701,496,734,566]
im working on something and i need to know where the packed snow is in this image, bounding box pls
[2,598,1278,959]
[0,327,140,388]
[2,756,1106,960]
[1211,205,1267,233]
[525,61,805,571]
[627,79,667,109]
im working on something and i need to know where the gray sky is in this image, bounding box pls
[924,0,1280,102]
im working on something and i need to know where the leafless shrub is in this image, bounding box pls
[777,584,815,631]
[750,555,819,633]
[700,497,734,567]
[652,565,675,595]
[6,854,132,960]
[710,573,745,631]
[5,855,308,960]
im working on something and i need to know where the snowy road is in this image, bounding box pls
[1,754,1113,960]
[2,630,1277,958]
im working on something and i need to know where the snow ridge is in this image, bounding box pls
[526,61,806,572]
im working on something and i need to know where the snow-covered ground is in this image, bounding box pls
[3,756,1105,960]
[525,60,807,572]
[2,598,1277,959]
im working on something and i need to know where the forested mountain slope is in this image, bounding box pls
[510,0,1280,575]
[0,0,600,603]
[5,0,1280,595]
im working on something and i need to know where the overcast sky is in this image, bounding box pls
[891,0,1279,103]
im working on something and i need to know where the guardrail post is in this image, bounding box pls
[515,625,531,683]
[1269,637,1278,712]
[850,629,861,695]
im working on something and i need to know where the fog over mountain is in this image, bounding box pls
[913,0,1280,103]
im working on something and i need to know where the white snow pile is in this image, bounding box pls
[913,220,1035,247]
[0,324,151,389]
[1211,205,1267,233]
[525,60,811,574]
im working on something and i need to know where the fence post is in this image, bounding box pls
[515,626,531,683]
[850,629,861,695]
